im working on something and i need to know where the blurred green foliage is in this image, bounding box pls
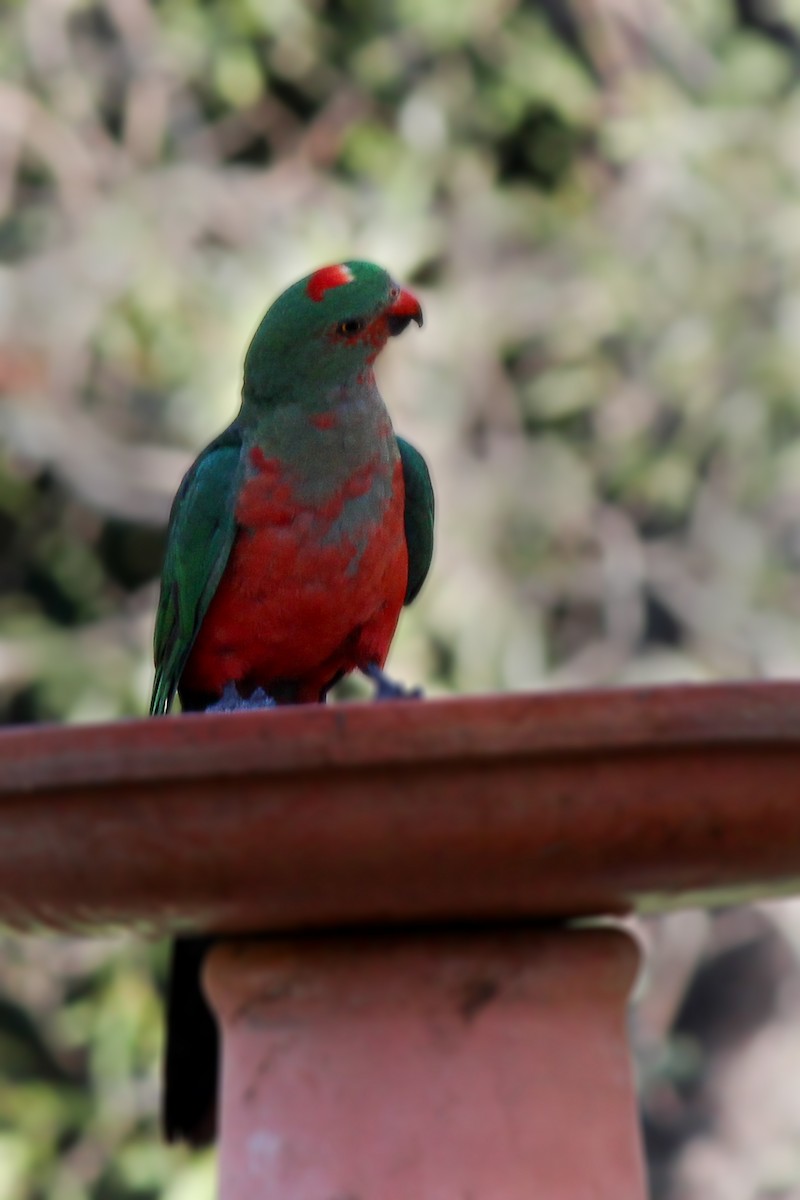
[4,0,800,1196]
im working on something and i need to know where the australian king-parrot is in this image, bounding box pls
[149,260,434,1144]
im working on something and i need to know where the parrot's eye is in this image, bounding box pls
[336,318,366,337]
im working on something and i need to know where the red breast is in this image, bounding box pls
[180,452,408,704]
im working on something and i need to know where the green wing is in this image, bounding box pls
[150,424,243,715]
[397,436,434,605]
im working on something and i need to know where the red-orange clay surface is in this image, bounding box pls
[206,929,646,1200]
[1,682,799,934]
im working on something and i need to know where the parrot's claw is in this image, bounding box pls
[204,682,277,712]
[362,663,424,701]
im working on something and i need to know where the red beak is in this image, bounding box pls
[386,286,423,336]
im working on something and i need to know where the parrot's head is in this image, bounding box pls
[242,260,423,406]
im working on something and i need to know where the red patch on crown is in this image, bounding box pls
[306,264,355,303]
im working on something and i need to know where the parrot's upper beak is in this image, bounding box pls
[386,287,424,337]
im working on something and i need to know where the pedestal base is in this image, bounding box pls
[204,927,645,1199]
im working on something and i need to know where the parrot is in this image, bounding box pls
[149,260,434,1145]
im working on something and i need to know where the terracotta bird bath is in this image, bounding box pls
[3,683,800,1198]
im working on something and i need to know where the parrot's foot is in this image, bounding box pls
[362,663,424,701]
[204,682,277,713]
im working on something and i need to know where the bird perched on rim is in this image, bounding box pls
[149,260,434,1144]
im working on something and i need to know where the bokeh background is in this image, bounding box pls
[4,0,800,1196]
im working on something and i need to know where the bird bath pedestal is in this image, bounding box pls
[4,684,800,1198]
